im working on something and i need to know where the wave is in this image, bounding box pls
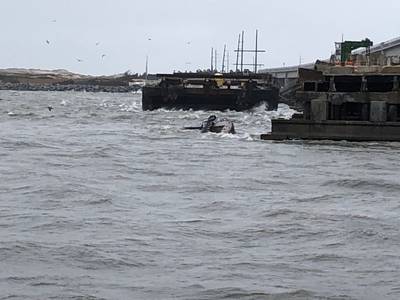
[294,194,334,203]
[322,179,400,192]
[186,287,316,300]
[109,114,134,121]
[261,208,295,218]
[7,111,37,117]
[47,245,147,271]
[86,197,113,205]
[304,253,352,263]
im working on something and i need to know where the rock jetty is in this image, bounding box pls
[0,68,145,93]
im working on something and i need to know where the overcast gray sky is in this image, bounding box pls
[1,0,399,75]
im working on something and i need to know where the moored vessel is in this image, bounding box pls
[142,72,279,111]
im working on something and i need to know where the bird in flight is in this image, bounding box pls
[76,58,83,62]
[96,42,100,46]
[46,40,50,44]
[48,106,53,111]
[148,38,152,41]
[101,54,106,59]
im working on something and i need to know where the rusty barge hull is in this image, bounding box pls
[142,73,279,112]
[142,86,278,111]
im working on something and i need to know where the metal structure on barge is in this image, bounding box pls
[142,30,279,112]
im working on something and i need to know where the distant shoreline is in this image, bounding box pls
[0,68,145,93]
[0,82,141,93]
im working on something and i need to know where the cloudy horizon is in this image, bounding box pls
[1,0,400,75]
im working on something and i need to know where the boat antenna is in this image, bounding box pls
[235,33,240,72]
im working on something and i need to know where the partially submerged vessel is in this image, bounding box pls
[142,72,279,112]
[184,115,236,134]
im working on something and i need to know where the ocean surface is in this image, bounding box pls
[1,90,400,300]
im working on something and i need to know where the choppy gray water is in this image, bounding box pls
[1,90,400,300]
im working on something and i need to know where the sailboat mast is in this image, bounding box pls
[240,31,244,72]
[214,49,217,72]
[211,47,214,71]
[227,50,230,73]
[235,34,240,72]
[222,44,226,73]
[145,55,149,80]
[254,30,258,73]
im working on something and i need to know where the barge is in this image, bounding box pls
[262,67,400,141]
[142,73,279,111]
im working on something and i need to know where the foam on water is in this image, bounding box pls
[0,90,400,300]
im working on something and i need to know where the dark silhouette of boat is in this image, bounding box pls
[142,72,279,111]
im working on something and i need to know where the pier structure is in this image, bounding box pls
[261,63,315,89]
[262,67,400,141]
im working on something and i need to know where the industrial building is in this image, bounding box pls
[261,36,400,88]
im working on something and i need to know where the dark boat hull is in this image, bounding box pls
[142,86,279,111]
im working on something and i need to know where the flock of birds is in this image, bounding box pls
[44,19,192,65]
[45,37,106,63]
[44,19,109,64]
[40,19,194,113]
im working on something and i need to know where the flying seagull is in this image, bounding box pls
[76,58,83,62]
[101,54,106,59]
[148,38,152,41]
[46,40,50,44]
[48,106,53,111]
